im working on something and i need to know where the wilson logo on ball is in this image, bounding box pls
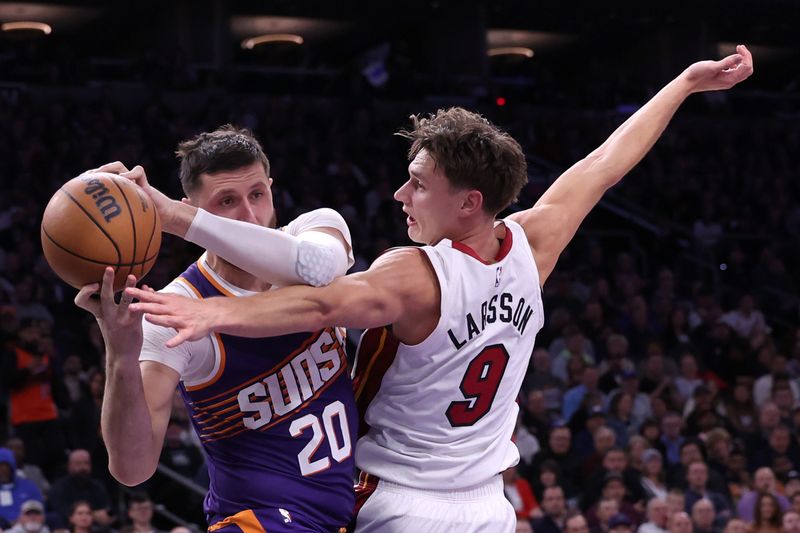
[82,177,122,223]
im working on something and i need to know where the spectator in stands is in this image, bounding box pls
[589,497,618,533]
[48,450,112,527]
[598,335,634,394]
[564,367,603,422]
[667,512,692,533]
[608,513,634,533]
[784,471,800,498]
[565,512,591,533]
[552,325,596,385]
[522,390,554,440]
[574,405,610,460]
[752,426,799,472]
[755,357,800,408]
[1,320,66,478]
[638,497,669,533]
[721,293,768,342]
[67,369,104,456]
[587,472,643,529]
[531,425,581,498]
[126,493,162,533]
[639,448,667,501]
[792,493,800,515]
[738,468,791,522]
[0,448,43,525]
[723,518,748,533]
[531,486,568,533]
[4,438,49,497]
[503,468,539,520]
[783,511,800,533]
[751,492,784,533]
[524,348,565,395]
[684,461,732,522]
[674,351,703,400]
[723,376,758,437]
[658,412,684,466]
[68,501,105,533]
[626,436,648,473]
[669,439,728,495]
[607,392,637,447]
[609,372,652,430]
[582,427,618,480]
[690,498,717,533]
[6,501,50,533]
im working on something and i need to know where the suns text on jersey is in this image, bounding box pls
[236,329,344,430]
[447,292,535,350]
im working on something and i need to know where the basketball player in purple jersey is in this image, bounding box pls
[74,126,357,532]
[127,49,752,533]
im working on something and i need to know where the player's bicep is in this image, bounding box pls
[320,248,430,329]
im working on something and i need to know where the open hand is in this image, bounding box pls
[126,287,213,347]
[683,44,753,93]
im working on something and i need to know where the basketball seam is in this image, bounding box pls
[60,187,122,265]
[111,179,137,281]
[42,227,158,266]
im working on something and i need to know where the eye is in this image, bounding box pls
[220,197,235,207]
[414,178,424,190]
[250,191,264,200]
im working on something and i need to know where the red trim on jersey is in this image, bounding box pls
[350,471,380,531]
[352,327,400,439]
[451,224,513,264]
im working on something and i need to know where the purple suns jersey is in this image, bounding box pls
[158,261,356,531]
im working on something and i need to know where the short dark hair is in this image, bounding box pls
[397,107,527,215]
[176,125,269,197]
[128,491,151,506]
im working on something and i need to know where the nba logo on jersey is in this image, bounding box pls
[279,509,292,523]
[495,266,503,287]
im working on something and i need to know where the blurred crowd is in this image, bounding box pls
[0,50,799,533]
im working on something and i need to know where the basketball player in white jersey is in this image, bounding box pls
[127,47,753,532]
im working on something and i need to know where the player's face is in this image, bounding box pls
[394,149,467,245]
[192,161,274,227]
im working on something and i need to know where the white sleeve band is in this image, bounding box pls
[184,208,349,287]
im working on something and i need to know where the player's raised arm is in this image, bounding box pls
[74,268,177,486]
[509,45,753,285]
[127,247,437,346]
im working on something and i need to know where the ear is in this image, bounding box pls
[268,178,274,187]
[459,189,484,217]
[181,197,196,206]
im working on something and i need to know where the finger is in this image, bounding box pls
[143,313,184,330]
[718,53,743,72]
[99,267,117,314]
[126,287,166,304]
[118,275,138,312]
[166,328,193,348]
[120,165,148,187]
[74,283,102,315]
[97,161,130,174]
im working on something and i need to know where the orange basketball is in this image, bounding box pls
[40,173,161,292]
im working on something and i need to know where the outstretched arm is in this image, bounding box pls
[509,45,753,284]
[127,248,437,346]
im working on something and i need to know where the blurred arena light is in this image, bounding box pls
[1,20,51,34]
[241,33,304,49]
[488,46,533,58]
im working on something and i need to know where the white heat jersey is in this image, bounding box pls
[353,218,544,490]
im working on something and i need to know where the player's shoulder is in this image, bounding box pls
[284,208,348,236]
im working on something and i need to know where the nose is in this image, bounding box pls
[240,201,259,224]
[394,179,411,203]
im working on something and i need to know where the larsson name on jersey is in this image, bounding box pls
[448,292,535,350]
[237,329,343,430]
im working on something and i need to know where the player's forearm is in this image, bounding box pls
[185,209,347,287]
[586,74,693,187]
[211,285,332,337]
[101,354,159,485]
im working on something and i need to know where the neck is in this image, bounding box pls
[206,252,271,292]
[447,218,503,263]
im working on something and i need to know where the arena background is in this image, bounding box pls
[0,0,799,531]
